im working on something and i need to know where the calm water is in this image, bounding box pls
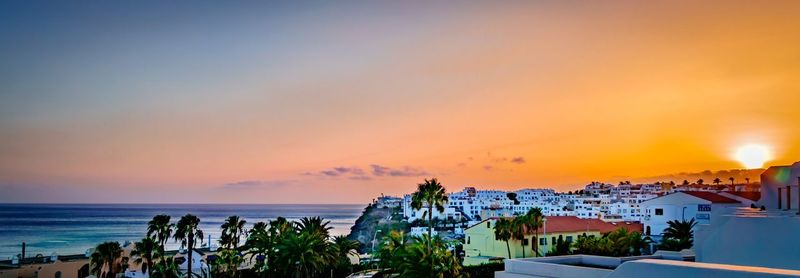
[0,203,364,259]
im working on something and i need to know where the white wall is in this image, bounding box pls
[760,163,800,211]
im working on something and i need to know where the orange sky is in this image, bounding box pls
[1,1,799,203]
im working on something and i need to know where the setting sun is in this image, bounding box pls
[735,144,771,169]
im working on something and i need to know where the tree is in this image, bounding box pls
[210,249,244,278]
[410,178,448,242]
[658,219,696,251]
[547,235,570,256]
[511,216,529,258]
[241,217,296,277]
[174,214,204,278]
[506,192,520,205]
[151,256,180,278]
[147,215,174,253]
[90,242,124,278]
[682,180,690,186]
[524,208,545,257]
[394,235,464,277]
[131,237,158,275]
[493,218,514,259]
[713,178,722,186]
[570,227,650,257]
[745,177,751,184]
[696,179,704,185]
[220,215,247,249]
[330,235,360,276]
[297,216,332,239]
[376,231,408,270]
[729,177,735,188]
[274,228,332,277]
[241,222,269,275]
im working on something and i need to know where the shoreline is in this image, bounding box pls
[0,203,363,259]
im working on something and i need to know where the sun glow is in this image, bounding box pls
[734,144,771,169]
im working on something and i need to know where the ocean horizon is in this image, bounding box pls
[0,203,365,259]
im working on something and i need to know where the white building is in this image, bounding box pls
[641,191,744,237]
[497,162,800,277]
[402,194,462,222]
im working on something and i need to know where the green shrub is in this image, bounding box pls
[463,262,504,278]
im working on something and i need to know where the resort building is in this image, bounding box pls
[641,191,745,238]
[462,216,642,266]
[496,162,800,277]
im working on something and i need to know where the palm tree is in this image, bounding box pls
[241,222,270,275]
[267,217,293,275]
[511,215,529,258]
[174,214,203,278]
[745,177,751,184]
[147,215,174,253]
[713,178,722,186]
[210,249,244,278]
[493,218,513,259]
[394,235,464,277]
[729,177,735,188]
[697,179,704,185]
[330,235,360,276]
[297,216,332,239]
[90,242,124,278]
[151,256,180,278]
[274,230,332,277]
[220,215,247,249]
[131,237,158,275]
[410,178,448,241]
[376,231,407,270]
[524,208,545,257]
[682,180,690,186]
[659,218,697,251]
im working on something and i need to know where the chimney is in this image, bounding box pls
[778,187,783,209]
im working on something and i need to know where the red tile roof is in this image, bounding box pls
[543,216,643,234]
[723,191,761,202]
[683,191,740,203]
[469,216,643,234]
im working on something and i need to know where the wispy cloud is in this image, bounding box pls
[304,164,430,180]
[511,157,526,164]
[349,175,372,181]
[302,166,373,181]
[222,180,295,189]
[370,164,429,177]
[305,166,366,177]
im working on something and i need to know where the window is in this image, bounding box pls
[467,237,471,244]
[655,208,663,216]
[540,237,547,245]
[487,221,492,228]
[566,236,573,243]
[522,238,529,246]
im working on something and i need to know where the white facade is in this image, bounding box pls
[497,163,800,277]
[641,192,743,237]
[402,184,669,225]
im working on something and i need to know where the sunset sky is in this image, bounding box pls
[1,1,799,203]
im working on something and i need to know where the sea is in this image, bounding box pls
[0,203,364,260]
